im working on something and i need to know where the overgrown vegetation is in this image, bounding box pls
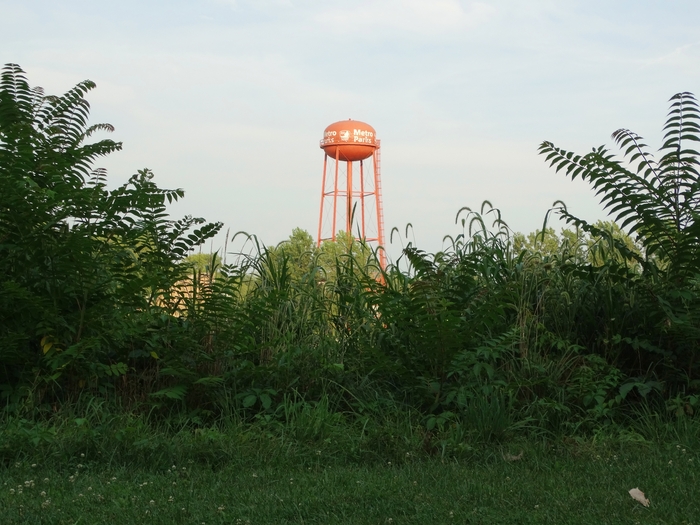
[1,64,699,470]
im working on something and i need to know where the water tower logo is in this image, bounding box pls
[317,119,387,270]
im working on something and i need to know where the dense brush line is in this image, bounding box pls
[1,64,698,443]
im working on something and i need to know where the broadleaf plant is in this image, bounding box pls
[539,92,700,381]
[0,63,221,398]
[539,92,700,281]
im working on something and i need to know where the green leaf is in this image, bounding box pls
[260,393,272,410]
[242,394,257,408]
[150,385,187,400]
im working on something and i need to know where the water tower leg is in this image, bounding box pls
[317,155,328,247]
[332,150,340,241]
[346,161,353,237]
[360,160,366,239]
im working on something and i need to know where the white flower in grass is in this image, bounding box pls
[150,500,155,505]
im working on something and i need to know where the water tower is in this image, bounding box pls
[317,119,387,269]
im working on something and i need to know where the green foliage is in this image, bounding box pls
[513,221,641,268]
[1,63,697,453]
[0,63,221,402]
[539,92,700,385]
[540,92,700,280]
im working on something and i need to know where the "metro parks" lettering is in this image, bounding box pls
[353,128,374,143]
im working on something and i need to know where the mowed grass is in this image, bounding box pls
[2,442,698,525]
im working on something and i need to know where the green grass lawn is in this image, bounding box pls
[2,442,697,524]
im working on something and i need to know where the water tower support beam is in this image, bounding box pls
[332,150,340,241]
[346,161,353,237]
[317,155,328,247]
[360,160,366,239]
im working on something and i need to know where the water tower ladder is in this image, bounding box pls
[375,144,385,246]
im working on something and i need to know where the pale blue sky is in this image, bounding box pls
[2,0,699,257]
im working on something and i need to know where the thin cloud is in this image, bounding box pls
[640,41,700,69]
[314,0,496,36]
[211,0,294,9]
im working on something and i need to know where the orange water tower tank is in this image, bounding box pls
[317,119,387,269]
[321,120,377,161]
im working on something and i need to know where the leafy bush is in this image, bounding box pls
[540,92,700,386]
[0,64,221,406]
